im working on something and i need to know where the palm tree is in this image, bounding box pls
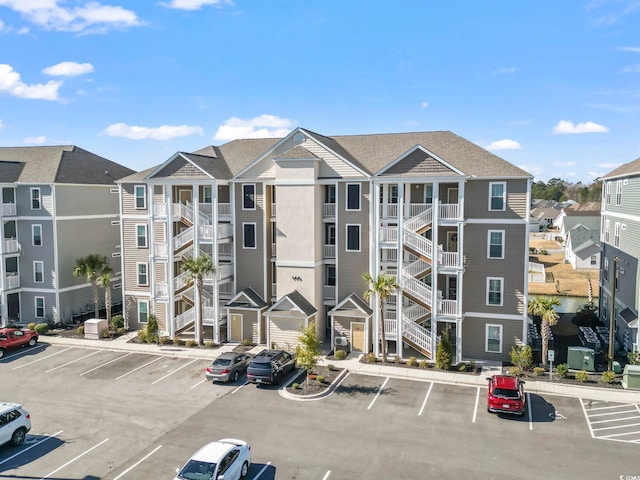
[363,272,398,363]
[73,254,110,319]
[528,296,560,368]
[181,254,215,346]
[96,268,113,325]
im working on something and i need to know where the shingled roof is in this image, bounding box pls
[0,146,135,184]
[602,157,640,180]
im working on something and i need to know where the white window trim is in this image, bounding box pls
[242,184,256,210]
[138,299,149,324]
[30,187,41,210]
[616,180,622,206]
[33,261,44,283]
[136,262,148,286]
[34,296,45,318]
[134,185,146,210]
[605,181,611,205]
[614,222,620,248]
[346,224,361,252]
[346,183,361,211]
[487,230,505,259]
[32,224,42,246]
[486,276,504,306]
[242,222,257,249]
[488,182,506,211]
[485,323,503,353]
[605,219,610,243]
[136,224,148,248]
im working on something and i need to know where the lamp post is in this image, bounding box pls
[608,256,619,372]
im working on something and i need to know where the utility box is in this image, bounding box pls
[622,365,640,390]
[567,346,595,372]
[84,318,108,340]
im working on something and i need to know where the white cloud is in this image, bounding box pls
[103,123,204,140]
[491,67,517,75]
[0,0,143,33]
[0,64,62,100]
[518,163,542,177]
[552,120,609,134]
[622,64,640,73]
[162,0,233,10]
[43,61,94,76]
[213,114,295,141]
[24,135,46,144]
[616,46,640,53]
[0,119,4,130]
[420,101,429,109]
[597,162,621,169]
[487,139,522,150]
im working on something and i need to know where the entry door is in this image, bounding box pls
[446,276,457,300]
[230,314,242,342]
[351,323,365,353]
[178,189,191,205]
[447,187,459,204]
[446,231,458,252]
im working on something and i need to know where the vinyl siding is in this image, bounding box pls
[122,220,152,291]
[462,317,524,362]
[121,183,148,215]
[16,184,53,217]
[269,316,304,352]
[55,185,118,216]
[464,179,528,220]
[234,183,265,298]
[303,139,362,178]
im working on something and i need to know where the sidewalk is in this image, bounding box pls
[41,334,640,403]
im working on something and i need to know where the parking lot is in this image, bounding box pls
[2,343,639,479]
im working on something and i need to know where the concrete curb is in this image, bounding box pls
[280,367,350,402]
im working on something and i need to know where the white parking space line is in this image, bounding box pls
[367,377,389,411]
[0,430,63,466]
[46,349,103,373]
[151,358,197,384]
[115,355,164,380]
[38,437,109,480]
[12,347,72,369]
[527,393,533,430]
[113,444,163,480]
[252,461,272,479]
[0,344,46,361]
[191,378,208,389]
[588,408,638,418]
[80,352,132,376]
[579,398,597,438]
[472,387,480,423]
[418,382,433,417]
[321,470,331,479]
[592,422,640,432]
[231,381,249,394]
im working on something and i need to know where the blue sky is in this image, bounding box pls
[1,0,639,184]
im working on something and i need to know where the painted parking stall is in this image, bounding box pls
[581,399,640,444]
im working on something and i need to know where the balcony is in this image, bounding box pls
[153,203,168,218]
[271,203,276,217]
[217,224,233,241]
[2,239,20,255]
[323,285,336,300]
[439,203,459,220]
[379,226,398,244]
[216,264,233,281]
[3,273,19,290]
[218,243,232,258]
[323,244,335,259]
[1,203,17,217]
[218,203,231,219]
[271,243,276,257]
[438,299,458,316]
[439,251,459,268]
[323,203,336,218]
[154,242,168,258]
[380,204,399,219]
[155,282,169,299]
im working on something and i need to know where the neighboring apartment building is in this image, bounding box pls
[599,158,640,354]
[0,146,135,327]
[119,128,531,363]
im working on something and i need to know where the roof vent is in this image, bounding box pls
[293,133,305,143]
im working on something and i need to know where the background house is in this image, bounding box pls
[564,224,601,270]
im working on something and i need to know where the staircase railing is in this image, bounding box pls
[403,230,433,260]
[402,318,433,355]
[402,274,432,307]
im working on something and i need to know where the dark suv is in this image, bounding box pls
[246,350,296,385]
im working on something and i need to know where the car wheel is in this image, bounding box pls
[240,461,249,478]
[233,370,239,382]
[11,428,26,447]
[0,348,5,359]
[28,337,37,347]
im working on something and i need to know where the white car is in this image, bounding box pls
[174,438,251,480]
[0,402,31,447]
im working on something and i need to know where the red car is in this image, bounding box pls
[486,375,526,416]
[0,328,39,359]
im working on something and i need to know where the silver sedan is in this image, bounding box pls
[205,352,252,383]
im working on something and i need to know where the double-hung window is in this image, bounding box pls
[34,261,44,283]
[346,184,360,211]
[486,324,502,353]
[35,297,45,318]
[346,224,360,252]
[489,182,506,211]
[488,230,504,259]
[603,257,609,281]
[243,184,256,210]
[605,182,611,205]
[138,300,149,324]
[137,262,148,286]
[134,185,146,209]
[31,188,41,210]
[614,222,620,248]
[605,219,610,243]
[243,223,256,249]
[487,277,503,306]
[136,224,147,248]
[616,180,622,206]
[32,224,42,246]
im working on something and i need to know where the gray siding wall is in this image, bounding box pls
[234,183,265,298]
[464,179,528,220]
[462,317,524,362]
[16,184,53,217]
[55,185,119,216]
[17,220,55,288]
[337,181,370,300]
[121,219,151,291]
[20,291,56,324]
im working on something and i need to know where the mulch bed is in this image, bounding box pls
[286,365,343,396]
[356,355,481,375]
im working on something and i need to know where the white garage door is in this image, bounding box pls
[269,317,303,352]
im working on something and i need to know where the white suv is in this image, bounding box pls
[0,402,31,447]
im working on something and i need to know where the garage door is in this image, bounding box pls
[270,317,303,352]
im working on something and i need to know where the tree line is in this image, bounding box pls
[531,178,602,204]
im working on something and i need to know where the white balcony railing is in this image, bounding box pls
[407,203,430,218]
[271,203,276,216]
[4,274,19,289]
[380,204,398,218]
[218,203,231,217]
[439,203,459,219]
[216,264,233,281]
[154,242,168,258]
[176,308,195,332]
[323,244,335,258]
[218,243,232,257]
[439,299,458,316]
[219,282,233,296]
[198,224,213,240]
[155,282,169,298]
[174,227,194,251]
[384,318,397,338]
[271,243,276,257]
[323,203,336,218]
[440,251,459,267]
[3,239,20,254]
[379,227,398,243]
[217,224,233,240]
[153,203,168,217]
[1,203,17,216]
[324,285,336,300]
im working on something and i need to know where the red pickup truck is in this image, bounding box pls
[0,328,39,359]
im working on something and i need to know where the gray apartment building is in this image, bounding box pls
[119,128,532,363]
[0,146,134,327]
[599,158,640,354]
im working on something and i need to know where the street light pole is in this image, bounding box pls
[608,257,619,372]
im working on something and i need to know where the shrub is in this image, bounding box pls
[292,383,300,390]
[601,370,617,384]
[241,338,251,347]
[204,341,216,349]
[469,360,477,372]
[575,303,599,327]
[334,349,347,360]
[185,340,197,348]
[418,360,428,369]
[317,375,325,383]
[435,333,453,370]
[407,356,418,367]
[533,367,545,377]
[458,363,467,372]
[173,337,184,346]
[556,363,569,378]
[145,314,158,344]
[101,329,111,338]
[627,351,640,366]
[77,325,85,336]
[510,345,533,372]
[34,323,49,335]
[507,366,521,377]
[365,352,376,363]
[117,327,126,335]
[137,330,147,343]
[111,315,124,329]
[539,249,548,255]
[529,247,537,254]
[575,370,590,383]
[327,364,335,371]
[27,322,36,331]
[394,356,403,364]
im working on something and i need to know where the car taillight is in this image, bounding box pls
[220,369,230,374]
[26,414,30,419]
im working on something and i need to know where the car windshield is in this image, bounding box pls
[493,388,520,399]
[177,459,216,480]
[212,358,231,367]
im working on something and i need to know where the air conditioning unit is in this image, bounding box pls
[335,336,348,346]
